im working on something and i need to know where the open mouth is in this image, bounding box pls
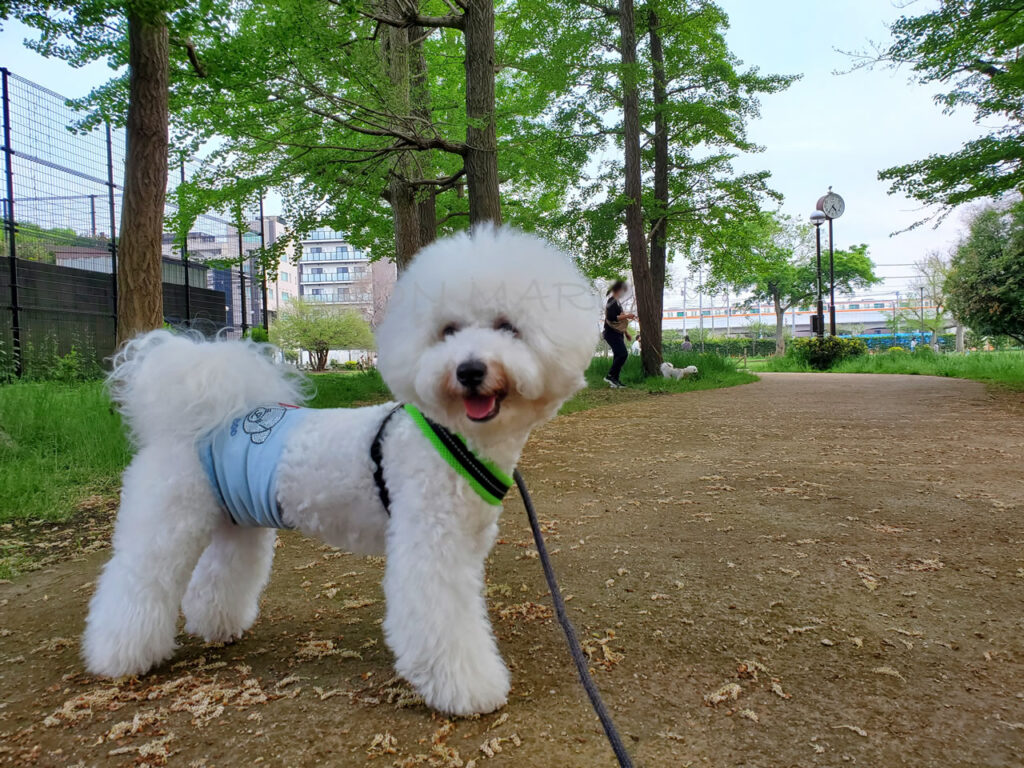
[463,392,504,422]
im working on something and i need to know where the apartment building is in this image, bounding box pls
[296,227,396,323]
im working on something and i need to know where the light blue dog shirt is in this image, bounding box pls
[198,404,308,529]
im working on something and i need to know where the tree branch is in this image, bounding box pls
[170,36,207,78]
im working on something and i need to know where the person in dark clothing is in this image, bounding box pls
[603,280,636,388]
[682,335,693,352]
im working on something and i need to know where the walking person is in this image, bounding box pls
[682,334,693,352]
[603,280,635,388]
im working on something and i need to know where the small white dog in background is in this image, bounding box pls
[660,362,698,380]
[82,226,599,716]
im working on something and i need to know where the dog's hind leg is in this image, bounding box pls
[182,523,276,643]
[82,447,218,678]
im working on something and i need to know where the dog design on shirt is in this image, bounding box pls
[242,406,287,444]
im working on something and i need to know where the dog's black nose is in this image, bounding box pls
[456,359,487,389]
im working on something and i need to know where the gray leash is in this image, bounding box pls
[514,469,636,768]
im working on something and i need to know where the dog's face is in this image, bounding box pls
[376,227,599,441]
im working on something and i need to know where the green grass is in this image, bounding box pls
[0,381,131,524]
[561,351,757,413]
[752,348,1024,388]
[305,370,391,408]
[832,350,1024,389]
[750,355,813,372]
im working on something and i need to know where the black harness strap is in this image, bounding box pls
[416,411,511,502]
[370,403,404,516]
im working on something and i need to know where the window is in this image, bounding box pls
[280,273,290,282]
[269,289,275,300]
[676,311,684,317]
[874,303,885,309]
[849,304,860,310]
[282,291,290,300]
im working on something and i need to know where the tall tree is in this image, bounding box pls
[157,0,593,271]
[864,0,1024,221]
[617,0,660,376]
[5,0,217,343]
[568,0,794,374]
[946,200,1024,345]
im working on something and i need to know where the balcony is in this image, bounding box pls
[301,270,367,284]
[302,229,349,241]
[300,248,366,262]
[304,291,372,304]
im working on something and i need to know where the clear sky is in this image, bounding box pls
[0,2,988,302]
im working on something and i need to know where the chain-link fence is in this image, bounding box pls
[1,68,268,379]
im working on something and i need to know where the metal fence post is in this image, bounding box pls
[237,225,248,336]
[180,162,191,327]
[1,67,23,378]
[258,192,268,331]
[105,121,118,329]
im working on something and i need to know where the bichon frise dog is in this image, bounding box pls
[660,361,698,379]
[82,227,599,715]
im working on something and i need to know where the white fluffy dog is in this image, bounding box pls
[660,361,698,380]
[83,227,599,716]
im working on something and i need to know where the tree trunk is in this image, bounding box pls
[955,322,965,353]
[384,6,420,269]
[774,297,786,355]
[646,9,667,372]
[410,24,437,249]
[618,0,658,376]
[463,0,501,226]
[116,11,170,346]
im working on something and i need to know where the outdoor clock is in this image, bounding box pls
[818,191,845,220]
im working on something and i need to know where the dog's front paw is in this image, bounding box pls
[405,650,510,716]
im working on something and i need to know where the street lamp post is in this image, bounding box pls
[816,188,846,337]
[827,217,836,335]
[810,210,826,339]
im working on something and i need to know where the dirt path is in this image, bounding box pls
[2,373,1024,767]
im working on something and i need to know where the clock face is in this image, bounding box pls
[822,193,845,219]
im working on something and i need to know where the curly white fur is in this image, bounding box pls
[82,227,599,716]
[660,362,698,380]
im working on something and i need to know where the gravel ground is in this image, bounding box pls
[1,372,1023,767]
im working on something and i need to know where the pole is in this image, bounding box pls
[89,194,97,238]
[105,121,118,329]
[698,266,704,352]
[828,218,836,336]
[895,290,901,336]
[237,225,248,336]
[920,285,925,340]
[258,193,268,331]
[681,278,687,335]
[180,163,191,328]
[814,223,824,339]
[2,68,22,378]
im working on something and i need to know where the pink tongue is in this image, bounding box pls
[464,394,496,419]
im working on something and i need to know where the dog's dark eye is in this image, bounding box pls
[495,319,520,337]
[442,323,460,338]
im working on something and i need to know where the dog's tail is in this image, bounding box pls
[108,329,306,447]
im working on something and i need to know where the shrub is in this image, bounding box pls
[51,347,89,383]
[789,336,868,370]
[246,326,270,343]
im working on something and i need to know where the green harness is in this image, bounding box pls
[370,403,514,513]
